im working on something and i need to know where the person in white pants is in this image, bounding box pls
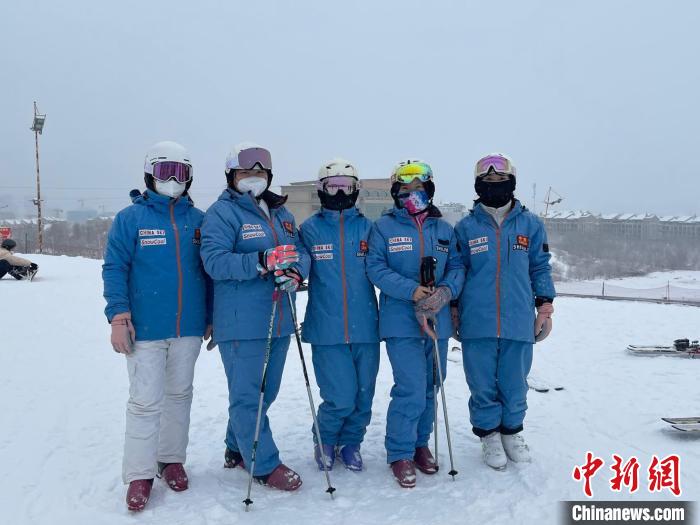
[102,141,212,511]
[122,337,201,484]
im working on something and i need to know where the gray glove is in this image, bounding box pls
[415,286,452,316]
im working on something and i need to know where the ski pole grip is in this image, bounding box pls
[420,256,437,289]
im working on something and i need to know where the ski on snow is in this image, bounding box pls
[662,417,700,432]
[627,338,700,358]
[527,376,564,394]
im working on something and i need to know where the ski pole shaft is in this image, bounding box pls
[433,352,439,469]
[432,319,457,479]
[287,292,336,498]
[244,290,280,511]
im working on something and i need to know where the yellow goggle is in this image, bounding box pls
[392,162,433,184]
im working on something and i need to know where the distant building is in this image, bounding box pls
[281,178,393,223]
[544,210,700,240]
[436,202,467,225]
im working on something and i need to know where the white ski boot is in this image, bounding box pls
[501,432,531,463]
[481,432,507,470]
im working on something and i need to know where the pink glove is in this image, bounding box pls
[111,312,135,354]
[260,245,299,274]
[274,267,303,292]
[534,302,554,342]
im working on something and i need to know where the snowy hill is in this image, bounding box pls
[1,256,698,525]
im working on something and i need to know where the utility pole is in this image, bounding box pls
[31,102,46,253]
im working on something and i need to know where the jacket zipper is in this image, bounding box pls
[169,202,183,337]
[491,210,511,339]
[339,211,350,343]
[253,195,283,336]
[415,218,426,336]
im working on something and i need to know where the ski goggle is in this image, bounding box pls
[226,147,272,171]
[152,161,192,183]
[317,176,358,195]
[393,162,433,184]
[474,155,516,178]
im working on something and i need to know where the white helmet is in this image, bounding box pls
[317,158,358,181]
[144,141,192,175]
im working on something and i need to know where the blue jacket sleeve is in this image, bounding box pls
[366,223,418,302]
[437,227,465,299]
[200,203,260,281]
[454,222,472,275]
[102,211,135,322]
[529,217,556,299]
[297,222,313,279]
[292,217,311,280]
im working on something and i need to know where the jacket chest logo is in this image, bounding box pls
[357,239,368,257]
[192,228,201,245]
[283,221,295,237]
[141,237,167,247]
[389,244,413,253]
[468,236,488,255]
[242,223,267,240]
[389,236,412,244]
[312,243,334,261]
[139,229,166,237]
[513,235,529,251]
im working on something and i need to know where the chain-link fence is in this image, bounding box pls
[555,281,700,305]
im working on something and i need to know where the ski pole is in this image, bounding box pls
[286,292,336,498]
[420,256,440,469]
[433,353,439,470]
[431,318,458,479]
[243,289,281,511]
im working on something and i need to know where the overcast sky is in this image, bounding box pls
[2,0,699,217]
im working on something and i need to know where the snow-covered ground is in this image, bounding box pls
[2,256,698,525]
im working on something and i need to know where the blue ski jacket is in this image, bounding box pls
[200,188,310,342]
[102,190,212,341]
[454,200,556,343]
[367,206,465,340]
[299,206,379,345]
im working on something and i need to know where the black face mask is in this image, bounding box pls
[318,189,359,211]
[475,177,515,208]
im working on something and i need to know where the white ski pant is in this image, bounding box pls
[122,337,201,483]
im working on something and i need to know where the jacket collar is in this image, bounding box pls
[318,206,360,220]
[383,204,442,224]
[137,189,193,212]
[219,188,288,213]
[471,199,523,226]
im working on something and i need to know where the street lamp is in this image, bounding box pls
[31,101,46,253]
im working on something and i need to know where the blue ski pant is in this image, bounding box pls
[311,343,380,447]
[461,338,533,437]
[218,337,290,476]
[385,337,448,464]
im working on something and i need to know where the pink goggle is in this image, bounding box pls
[152,161,192,183]
[474,155,516,178]
[317,176,358,195]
